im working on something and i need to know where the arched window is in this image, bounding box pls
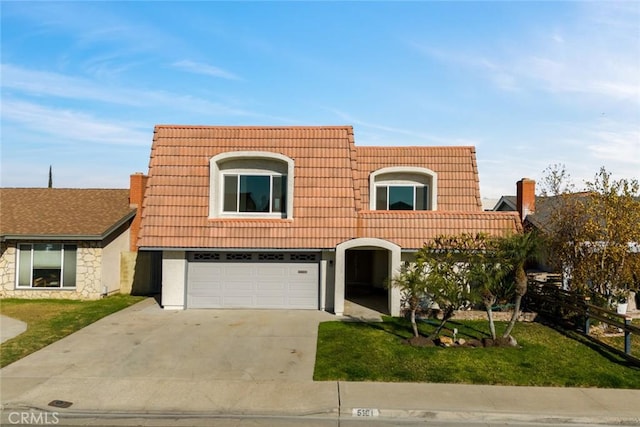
[369,167,437,211]
[210,152,295,219]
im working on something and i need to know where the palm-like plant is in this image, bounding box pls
[390,262,429,338]
[499,231,541,339]
[469,253,510,340]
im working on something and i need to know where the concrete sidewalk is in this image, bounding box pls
[1,299,639,425]
[0,315,27,343]
[2,378,639,425]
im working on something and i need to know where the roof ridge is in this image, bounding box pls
[359,210,521,216]
[154,124,354,130]
[357,145,476,150]
[346,127,361,212]
[0,187,128,191]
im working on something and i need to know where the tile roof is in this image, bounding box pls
[0,188,135,239]
[357,211,522,249]
[355,146,483,211]
[138,125,521,249]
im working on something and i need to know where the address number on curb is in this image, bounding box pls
[352,408,380,417]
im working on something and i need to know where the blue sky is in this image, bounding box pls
[1,1,638,199]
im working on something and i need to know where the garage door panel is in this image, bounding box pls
[224,281,254,291]
[187,256,318,309]
[225,265,255,277]
[257,296,286,307]
[189,282,221,295]
[223,296,257,307]
[256,281,287,295]
[191,296,223,307]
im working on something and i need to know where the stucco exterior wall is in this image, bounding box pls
[102,228,130,295]
[321,250,336,312]
[161,251,187,309]
[0,241,104,300]
[401,251,417,263]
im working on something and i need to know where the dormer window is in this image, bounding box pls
[210,151,295,219]
[223,174,286,213]
[376,185,428,210]
[370,166,437,211]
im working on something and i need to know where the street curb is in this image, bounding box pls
[3,404,640,426]
[357,408,640,426]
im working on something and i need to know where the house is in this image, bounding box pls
[0,175,150,299]
[136,125,522,315]
[495,178,640,309]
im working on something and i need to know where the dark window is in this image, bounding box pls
[376,185,428,210]
[223,174,286,214]
[388,186,414,210]
[239,175,270,212]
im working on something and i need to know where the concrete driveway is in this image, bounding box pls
[1,298,338,415]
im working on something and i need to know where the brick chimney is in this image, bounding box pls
[129,173,149,252]
[516,178,536,221]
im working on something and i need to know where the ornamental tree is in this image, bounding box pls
[540,165,640,302]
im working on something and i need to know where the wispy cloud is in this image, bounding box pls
[584,121,640,166]
[409,2,640,103]
[1,63,252,117]
[408,43,520,92]
[326,108,480,146]
[172,60,242,81]
[1,99,150,146]
[1,64,142,106]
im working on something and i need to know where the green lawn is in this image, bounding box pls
[595,318,640,359]
[0,295,146,368]
[314,317,640,388]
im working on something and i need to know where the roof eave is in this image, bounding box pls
[137,247,330,252]
[101,209,137,239]
[1,234,105,242]
[0,210,137,243]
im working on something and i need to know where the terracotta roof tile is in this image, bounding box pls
[355,146,483,211]
[0,188,134,238]
[138,126,517,249]
[357,211,522,249]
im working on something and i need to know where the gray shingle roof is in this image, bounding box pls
[0,188,135,239]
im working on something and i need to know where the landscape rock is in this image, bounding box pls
[405,336,435,347]
[438,336,454,346]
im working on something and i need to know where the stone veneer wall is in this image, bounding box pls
[0,241,104,300]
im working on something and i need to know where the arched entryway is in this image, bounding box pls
[334,238,401,316]
[345,248,389,313]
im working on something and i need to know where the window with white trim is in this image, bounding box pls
[17,243,77,288]
[376,185,428,210]
[210,152,295,219]
[223,174,286,214]
[369,167,437,211]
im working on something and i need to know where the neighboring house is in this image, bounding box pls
[493,178,596,234]
[0,177,148,299]
[136,125,521,315]
[494,179,640,286]
[492,195,517,212]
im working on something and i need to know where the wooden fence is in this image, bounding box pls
[525,278,640,365]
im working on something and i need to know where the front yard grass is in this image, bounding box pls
[595,318,640,359]
[314,317,640,389]
[0,295,145,368]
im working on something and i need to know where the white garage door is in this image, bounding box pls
[187,252,319,309]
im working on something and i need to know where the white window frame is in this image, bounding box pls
[369,166,438,211]
[375,184,429,210]
[221,172,286,215]
[210,151,295,219]
[16,243,77,289]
